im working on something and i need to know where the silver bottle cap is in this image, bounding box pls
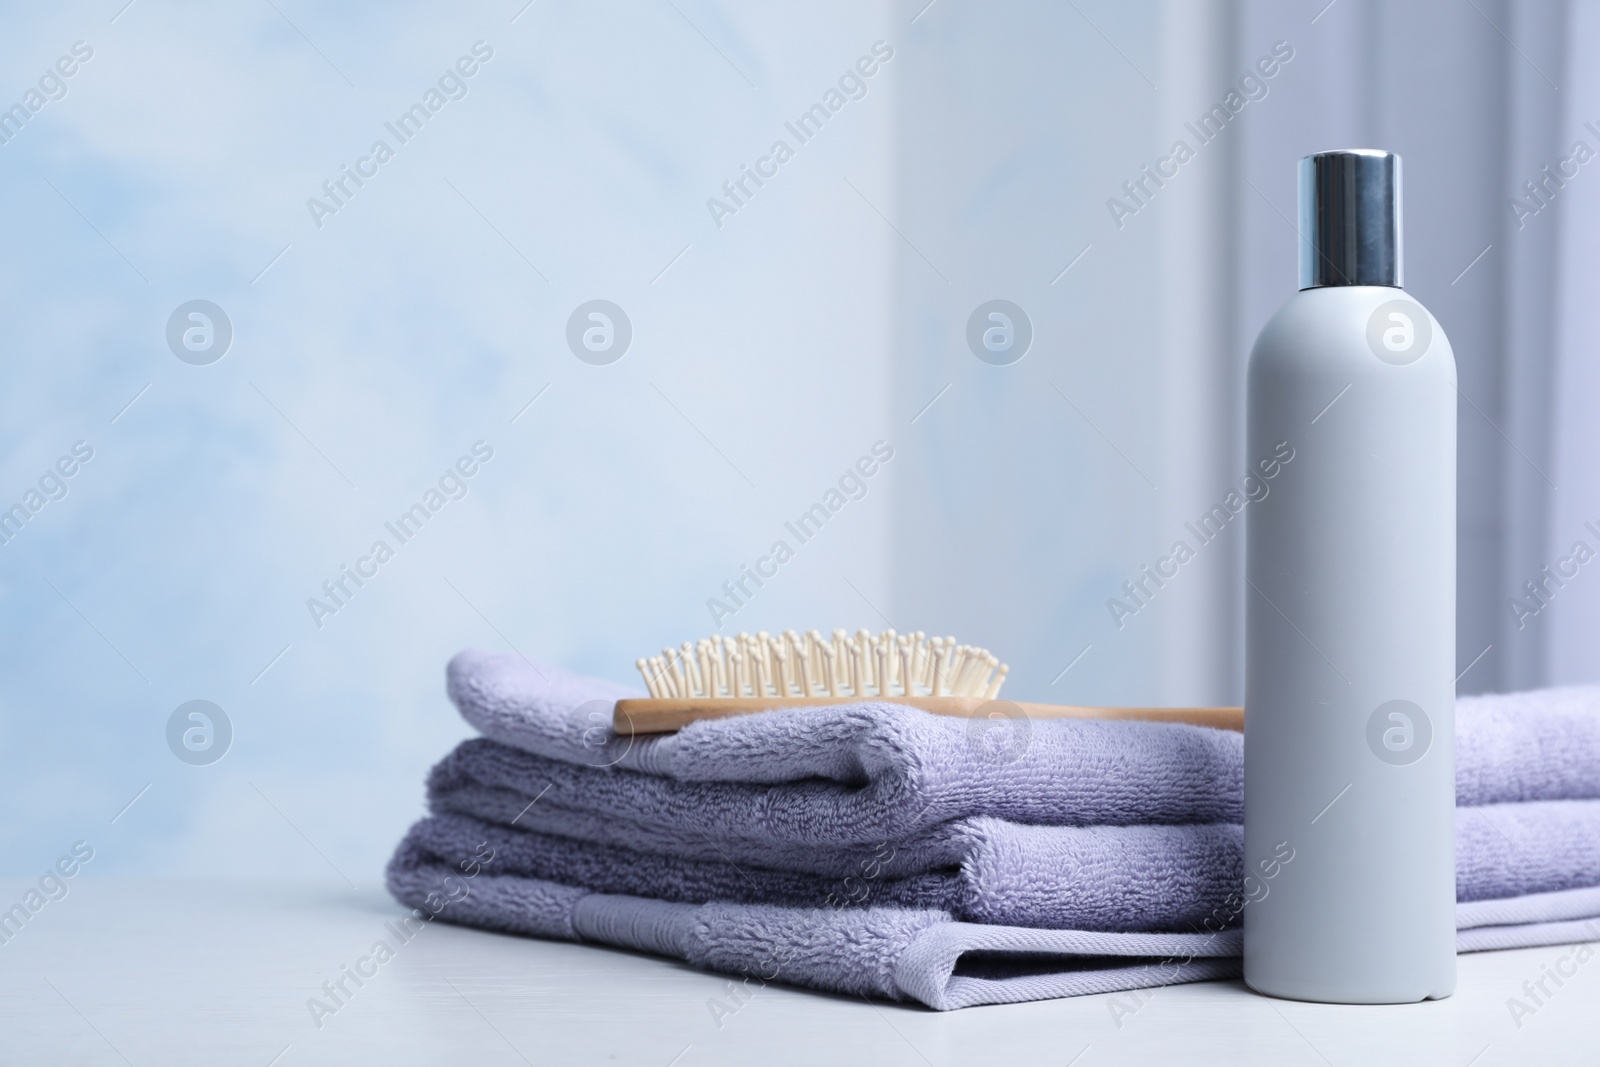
[1298,149,1402,289]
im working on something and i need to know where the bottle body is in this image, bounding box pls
[1243,284,1456,1003]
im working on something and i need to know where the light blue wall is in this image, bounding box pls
[0,0,897,878]
[888,1,1167,706]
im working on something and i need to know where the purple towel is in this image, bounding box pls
[385,650,1600,1008]
[393,799,1600,931]
[385,847,1600,1010]
[426,736,1600,897]
[446,651,1600,829]
[427,737,1241,881]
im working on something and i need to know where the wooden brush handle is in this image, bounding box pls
[612,696,1243,735]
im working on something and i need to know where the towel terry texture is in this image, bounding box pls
[423,739,1600,927]
[386,650,1600,1009]
[397,800,1600,932]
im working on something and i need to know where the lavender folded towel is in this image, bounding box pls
[447,652,1600,841]
[448,652,1245,835]
[385,848,1600,1010]
[386,651,1600,1007]
[427,737,1600,900]
[395,799,1600,932]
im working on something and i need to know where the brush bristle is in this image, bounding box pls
[636,629,1008,701]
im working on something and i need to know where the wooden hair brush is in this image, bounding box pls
[615,628,1241,735]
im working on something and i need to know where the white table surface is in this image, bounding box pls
[0,879,1593,1066]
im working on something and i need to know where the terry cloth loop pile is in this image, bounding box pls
[386,650,1600,1010]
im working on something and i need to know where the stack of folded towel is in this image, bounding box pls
[387,650,1600,1009]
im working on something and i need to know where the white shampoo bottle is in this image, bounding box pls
[1243,150,1457,1003]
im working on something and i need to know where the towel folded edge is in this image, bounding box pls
[389,858,1248,1010]
[895,922,1242,1009]
[1456,883,1600,930]
[388,857,1600,1010]
[1457,916,1600,954]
